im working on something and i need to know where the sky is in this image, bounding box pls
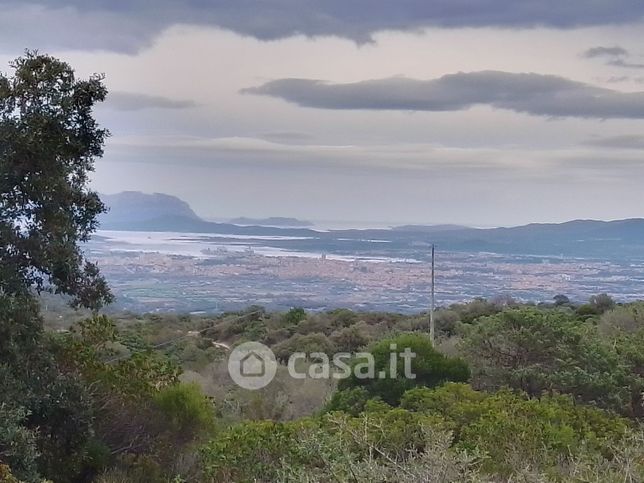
[1,1,644,227]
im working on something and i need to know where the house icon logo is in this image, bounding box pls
[228,341,277,390]
[240,351,266,377]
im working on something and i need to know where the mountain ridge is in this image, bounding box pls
[97,191,644,258]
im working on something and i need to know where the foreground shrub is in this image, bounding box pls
[201,381,638,482]
[200,415,478,482]
[401,383,629,476]
[200,420,316,481]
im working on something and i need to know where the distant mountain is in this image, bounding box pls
[98,192,317,235]
[97,191,644,258]
[413,218,644,257]
[100,192,200,227]
[229,217,313,227]
[392,224,469,233]
[436,218,644,244]
[388,218,644,244]
[99,214,318,236]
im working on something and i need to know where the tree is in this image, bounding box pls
[0,50,111,310]
[324,386,372,416]
[450,298,500,324]
[282,307,306,326]
[553,294,571,306]
[337,333,470,405]
[330,324,369,352]
[599,302,644,336]
[461,308,637,416]
[0,51,111,481]
[589,293,616,314]
[273,332,336,362]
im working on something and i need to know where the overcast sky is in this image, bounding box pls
[2,1,644,226]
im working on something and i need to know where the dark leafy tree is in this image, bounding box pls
[553,294,571,306]
[0,50,112,310]
[338,333,470,405]
[461,308,639,416]
[0,51,111,481]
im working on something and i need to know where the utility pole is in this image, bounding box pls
[429,243,435,346]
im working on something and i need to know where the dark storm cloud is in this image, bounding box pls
[2,0,644,52]
[585,134,644,149]
[106,92,198,111]
[243,71,644,119]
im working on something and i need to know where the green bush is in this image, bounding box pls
[330,325,369,352]
[328,308,359,328]
[272,333,336,362]
[282,307,307,327]
[154,383,216,436]
[324,387,372,416]
[461,307,636,415]
[200,412,462,482]
[200,380,638,481]
[338,333,470,405]
[200,420,316,481]
[401,383,487,431]
[600,302,644,336]
[400,383,629,476]
[450,298,500,324]
[324,409,447,460]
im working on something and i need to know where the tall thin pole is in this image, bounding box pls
[430,244,435,346]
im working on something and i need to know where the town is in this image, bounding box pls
[91,245,643,313]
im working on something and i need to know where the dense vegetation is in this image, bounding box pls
[1,53,644,482]
[4,295,644,481]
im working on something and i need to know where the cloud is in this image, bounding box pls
[584,46,629,58]
[604,76,644,84]
[608,58,644,69]
[259,132,314,143]
[105,134,542,174]
[106,133,644,178]
[585,134,644,149]
[2,1,644,52]
[0,4,158,53]
[605,76,631,83]
[583,45,644,69]
[105,92,198,111]
[243,71,644,119]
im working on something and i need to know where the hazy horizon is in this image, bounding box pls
[99,189,644,230]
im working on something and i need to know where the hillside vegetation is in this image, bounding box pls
[18,297,644,481]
